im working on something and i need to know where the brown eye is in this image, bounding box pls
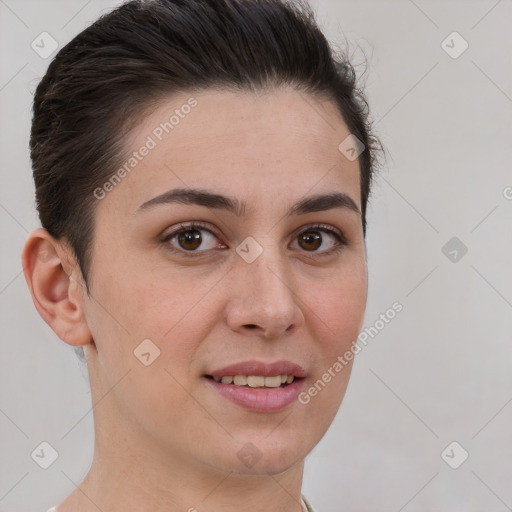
[162,223,225,256]
[291,224,347,257]
[298,231,322,251]
[177,229,202,250]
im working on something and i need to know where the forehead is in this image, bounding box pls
[97,87,361,219]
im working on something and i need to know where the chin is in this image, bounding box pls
[210,433,309,476]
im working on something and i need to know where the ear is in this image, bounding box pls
[21,228,92,347]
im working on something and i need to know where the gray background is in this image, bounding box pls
[1,0,511,511]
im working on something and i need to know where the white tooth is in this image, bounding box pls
[221,376,233,384]
[280,374,288,384]
[264,376,282,387]
[233,375,248,386]
[286,375,294,384]
[247,376,265,387]
[213,376,221,382]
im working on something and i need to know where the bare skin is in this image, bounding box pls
[22,87,367,512]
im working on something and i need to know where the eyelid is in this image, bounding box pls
[161,220,221,241]
[292,222,346,244]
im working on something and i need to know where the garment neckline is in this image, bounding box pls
[47,495,315,512]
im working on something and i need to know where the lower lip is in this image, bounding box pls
[204,377,306,413]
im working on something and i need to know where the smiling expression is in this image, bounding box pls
[80,86,368,476]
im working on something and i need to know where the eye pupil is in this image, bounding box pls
[178,229,202,250]
[299,231,321,251]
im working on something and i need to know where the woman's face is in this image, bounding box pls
[82,87,367,475]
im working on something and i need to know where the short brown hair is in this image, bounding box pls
[30,0,381,294]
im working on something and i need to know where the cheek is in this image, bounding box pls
[129,273,218,343]
[99,256,200,333]
[310,261,367,352]
[297,266,366,442]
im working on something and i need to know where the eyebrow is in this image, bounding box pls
[136,188,360,217]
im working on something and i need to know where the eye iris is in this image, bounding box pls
[178,229,202,250]
[299,231,321,251]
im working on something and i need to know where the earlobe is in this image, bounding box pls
[21,228,92,347]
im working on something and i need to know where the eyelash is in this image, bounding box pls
[160,221,347,259]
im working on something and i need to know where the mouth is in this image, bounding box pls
[204,374,303,388]
[203,361,307,412]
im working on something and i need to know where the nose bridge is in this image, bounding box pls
[241,233,293,295]
[250,251,293,305]
[227,236,303,336]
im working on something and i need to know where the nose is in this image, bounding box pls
[224,249,305,339]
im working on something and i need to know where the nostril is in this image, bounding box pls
[244,324,258,329]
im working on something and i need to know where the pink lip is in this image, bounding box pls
[204,376,305,413]
[206,360,306,379]
[204,360,307,413]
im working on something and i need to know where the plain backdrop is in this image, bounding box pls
[1,1,511,511]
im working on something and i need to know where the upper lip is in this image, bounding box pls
[206,360,306,378]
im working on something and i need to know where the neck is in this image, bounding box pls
[56,364,306,512]
[59,439,305,512]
